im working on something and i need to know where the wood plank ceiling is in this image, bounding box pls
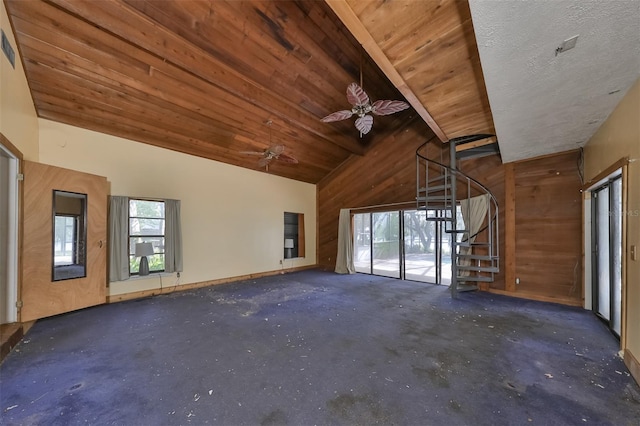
[5,0,494,184]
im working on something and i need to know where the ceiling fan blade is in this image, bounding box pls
[371,99,410,116]
[355,115,373,135]
[277,153,299,164]
[258,157,270,168]
[346,82,370,107]
[321,110,354,122]
[240,151,266,156]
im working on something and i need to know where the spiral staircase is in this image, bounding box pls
[416,135,500,298]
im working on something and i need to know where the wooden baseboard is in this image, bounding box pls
[107,265,318,303]
[485,288,583,307]
[624,349,640,386]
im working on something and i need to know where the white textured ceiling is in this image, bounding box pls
[468,0,640,163]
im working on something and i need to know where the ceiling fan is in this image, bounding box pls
[241,121,298,171]
[321,82,410,136]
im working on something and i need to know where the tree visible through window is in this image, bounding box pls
[129,199,165,274]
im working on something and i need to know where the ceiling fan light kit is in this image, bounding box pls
[321,82,410,136]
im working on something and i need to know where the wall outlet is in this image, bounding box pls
[177,272,180,278]
[279,259,283,265]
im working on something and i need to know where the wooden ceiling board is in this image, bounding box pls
[5,0,495,182]
[112,0,402,140]
[339,0,495,141]
[349,0,467,64]
[7,0,390,182]
[45,1,338,125]
[13,18,268,148]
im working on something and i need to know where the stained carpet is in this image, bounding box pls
[1,270,639,425]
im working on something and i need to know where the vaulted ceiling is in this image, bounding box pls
[5,0,494,183]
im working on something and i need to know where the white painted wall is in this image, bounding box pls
[0,3,36,323]
[0,1,38,160]
[38,119,317,297]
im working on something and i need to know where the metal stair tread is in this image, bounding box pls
[456,265,499,273]
[419,214,455,220]
[418,184,452,193]
[427,176,447,184]
[456,254,498,261]
[416,195,453,202]
[455,284,478,292]
[458,242,490,247]
[456,275,494,282]
[417,207,454,212]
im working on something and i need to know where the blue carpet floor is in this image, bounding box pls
[1,270,639,425]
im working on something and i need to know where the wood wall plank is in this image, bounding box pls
[513,151,583,303]
[505,163,516,292]
[318,118,438,267]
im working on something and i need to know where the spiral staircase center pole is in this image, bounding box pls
[449,139,458,298]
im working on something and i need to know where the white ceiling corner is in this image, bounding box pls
[468,0,640,163]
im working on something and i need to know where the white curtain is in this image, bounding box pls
[109,196,130,282]
[335,209,355,274]
[458,194,490,273]
[164,199,183,273]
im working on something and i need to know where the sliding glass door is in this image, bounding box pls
[353,208,464,285]
[592,175,622,336]
[372,212,400,278]
[354,213,371,274]
[403,210,436,283]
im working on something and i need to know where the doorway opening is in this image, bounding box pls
[0,143,19,324]
[590,173,623,337]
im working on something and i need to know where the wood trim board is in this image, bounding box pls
[504,162,516,292]
[107,265,319,304]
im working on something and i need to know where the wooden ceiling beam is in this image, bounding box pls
[325,0,448,143]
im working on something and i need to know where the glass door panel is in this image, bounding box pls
[354,213,371,274]
[595,187,610,320]
[611,178,622,335]
[372,212,400,278]
[403,210,436,283]
[592,175,623,338]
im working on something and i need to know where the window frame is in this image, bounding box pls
[128,198,166,275]
[284,212,305,259]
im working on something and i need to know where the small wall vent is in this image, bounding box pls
[1,30,16,69]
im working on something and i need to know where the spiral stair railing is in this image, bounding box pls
[416,138,500,298]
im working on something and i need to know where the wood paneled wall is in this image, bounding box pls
[461,150,583,305]
[318,127,582,306]
[512,151,583,304]
[317,119,439,268]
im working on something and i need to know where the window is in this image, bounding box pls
[52,190,87,281]
[129,199,165,275]
[284,212,305,259]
